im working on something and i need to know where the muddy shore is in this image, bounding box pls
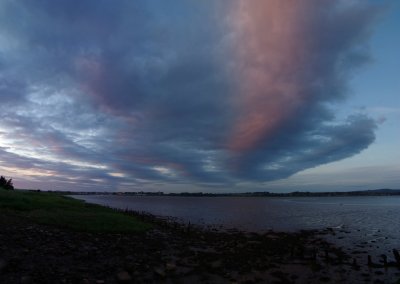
[0,211,399,283]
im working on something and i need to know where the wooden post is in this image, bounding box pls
[393,249,400,266]
[381,254,388,267]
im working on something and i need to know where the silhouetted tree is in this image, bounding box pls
[5,178,14,190]
[0,176,7,187]
[0,176,14,190]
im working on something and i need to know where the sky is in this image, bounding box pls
[0,0,398,192]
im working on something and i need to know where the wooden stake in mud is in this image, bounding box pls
[381,254,388,267]
[367,255,372,267]
[392,249,400,266]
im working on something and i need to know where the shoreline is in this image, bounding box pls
[1,206,399,283]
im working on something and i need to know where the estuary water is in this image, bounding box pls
[72,195,400,232]
[72,195,400,256]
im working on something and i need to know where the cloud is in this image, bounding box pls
[0,0,382,191]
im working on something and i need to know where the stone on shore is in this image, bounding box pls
[0,259,7,273]
[116,270,132,282]
[166,262,177,271]
[154,267,166,277]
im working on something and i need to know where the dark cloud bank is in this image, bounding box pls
[0,0,381,191]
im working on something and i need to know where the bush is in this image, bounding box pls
[0,176,14,190]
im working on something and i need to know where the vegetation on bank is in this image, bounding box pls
[0,188,151,233]
[0,175,14,190]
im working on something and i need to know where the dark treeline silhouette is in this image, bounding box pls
[65,188,400,197]
[0,176,14,190]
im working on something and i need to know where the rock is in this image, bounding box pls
[116,270,132,282]
[154,267,166,277]
[175,266,193,276]
[211,260,222,269]
[247,240,262,245]
[125,255,135,261]
[166,262,176,271]
[20,276,31,283]
[0,259,7,272]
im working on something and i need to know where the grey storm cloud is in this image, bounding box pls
[0,0,382,190]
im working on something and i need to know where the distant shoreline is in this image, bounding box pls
[52,188,400,197]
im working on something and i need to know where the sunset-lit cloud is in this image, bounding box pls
[229,0,310,152]
[0,0,393,191]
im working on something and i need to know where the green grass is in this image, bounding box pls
[0,189,151,233]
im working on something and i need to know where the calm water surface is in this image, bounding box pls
[72,195,400,270]
[72,195,400,237]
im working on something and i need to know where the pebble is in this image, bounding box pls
[0,258,7,272]
[211,260,222,269]
[154,267,166,277]
[166,262,176,271]
[20,276,31,283]
[116,270,132,282]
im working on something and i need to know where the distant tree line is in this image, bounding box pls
[0,176,14,190]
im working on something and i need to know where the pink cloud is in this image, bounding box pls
[228,0,315,152]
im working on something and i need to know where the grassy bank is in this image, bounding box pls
[0,189,151,233]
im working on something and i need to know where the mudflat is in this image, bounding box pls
[0,211,387,284]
